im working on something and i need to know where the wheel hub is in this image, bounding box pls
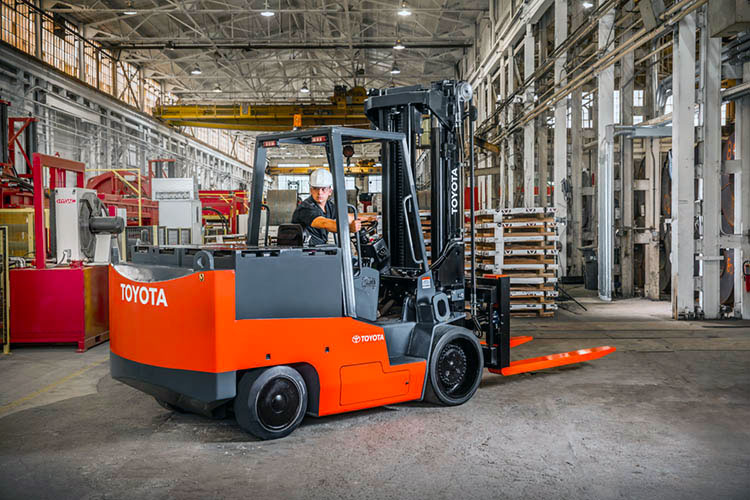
[257,377,300,430]
[437,344,467,389]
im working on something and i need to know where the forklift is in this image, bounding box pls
[109,81,614,440]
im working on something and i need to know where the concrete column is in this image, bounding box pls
[523,23,536,207]
[570,89,583,275]
[538,15,549,208]
[671,13,696,318]
[700,13,721,318]
[620,9,635,297]
[554,0,568,274]
[644,138,661,299]
[735,62,750,319]
[597,8,615,301]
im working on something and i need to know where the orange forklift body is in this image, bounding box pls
[109,266,427,416]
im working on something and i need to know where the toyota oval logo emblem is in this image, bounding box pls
[352,335,361,343]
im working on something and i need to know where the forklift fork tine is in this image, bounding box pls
[488,345,616,376]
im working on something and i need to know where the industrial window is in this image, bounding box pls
[633,89,644,107]
[582,92,594,128]
[84,43,98,88]
[144,78,161,115]
[368,175,382,193]
[614,90,620,123]
[116,61,140,108]
[41,14,78,77]
[99,53,113,94]
[345,176,356,191]
[1,0,35,56]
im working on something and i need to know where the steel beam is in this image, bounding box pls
[671,13,697,318]
[597,8,616,301]
[571,89,583,275]
[523,24,536,208]
[554,0,568,275]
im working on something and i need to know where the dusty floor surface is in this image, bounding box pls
[1,293,749,499]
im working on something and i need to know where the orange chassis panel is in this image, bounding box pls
[109,266,426,416]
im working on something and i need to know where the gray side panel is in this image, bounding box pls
[380,321,416,358]
[110,351,236,403]
[235,249,344,319]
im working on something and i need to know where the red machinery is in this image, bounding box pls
[8,153,109,352]
[199,190,248,234]
[0,98,37,208]
[86,171,159,226]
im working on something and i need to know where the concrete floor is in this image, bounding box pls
[1,293,749,499]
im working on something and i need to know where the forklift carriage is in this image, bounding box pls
[110,126,614,440]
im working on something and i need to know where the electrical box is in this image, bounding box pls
[151,178,198,201]
[709,0,750,37]
[158,199,202,245]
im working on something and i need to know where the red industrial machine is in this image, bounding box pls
[199,190,248,234]
[0,98,36,209]
[86,171,159,226]
[9,153,116,352]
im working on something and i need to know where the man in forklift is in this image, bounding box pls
[292,168,361,245]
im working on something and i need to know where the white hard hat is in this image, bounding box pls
[310,168,333,188]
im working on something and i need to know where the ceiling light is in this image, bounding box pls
[393,39,405,50]
[261,1,275,16]
[398,2,411,16]
[190,64,202,75]
[123,1,137,15]
[390,64,401,75]
[300,82,310,93]
[582,1,594,8]
[213,84,222,93]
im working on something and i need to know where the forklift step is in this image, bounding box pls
[388,355,426,366]
[489,345,616,376]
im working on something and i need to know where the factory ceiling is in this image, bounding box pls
[48,0,487,103]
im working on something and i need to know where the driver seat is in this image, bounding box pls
[277,224,310,246]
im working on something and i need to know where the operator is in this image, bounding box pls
[292,168,361,245]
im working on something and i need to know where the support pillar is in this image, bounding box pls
[523,24,536,207]
[671,13,696,318]
[734,62,750,319]
[554,0,568,274]
[700,13,721,318]
[644,138,661,299]
[620,11,635,297]
[571,89,583,275]
[507,52,516,207]
[597,8,615,301]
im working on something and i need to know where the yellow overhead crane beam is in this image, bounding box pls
[153,86,371,131]
[267,160,381,176]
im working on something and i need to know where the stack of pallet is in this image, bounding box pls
[420,210,431,263]
[466,207,559,317]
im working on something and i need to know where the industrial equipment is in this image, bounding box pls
[199,190,248,235]
[52,187,124,264]
[86,170,159,226]
[153,86,369,131]
[152,178,202,245]
[110,110,614,439]
[10,154,122,351]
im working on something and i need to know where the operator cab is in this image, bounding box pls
[247,128,442,326]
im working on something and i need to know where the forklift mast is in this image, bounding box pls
[365,80,473,314]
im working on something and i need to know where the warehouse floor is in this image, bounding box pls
[1,293,749,499]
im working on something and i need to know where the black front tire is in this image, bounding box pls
[234,366,308,440]
[424,326,483,406]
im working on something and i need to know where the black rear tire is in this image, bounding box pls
[424,326,483,406]
[234,366,308,440]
